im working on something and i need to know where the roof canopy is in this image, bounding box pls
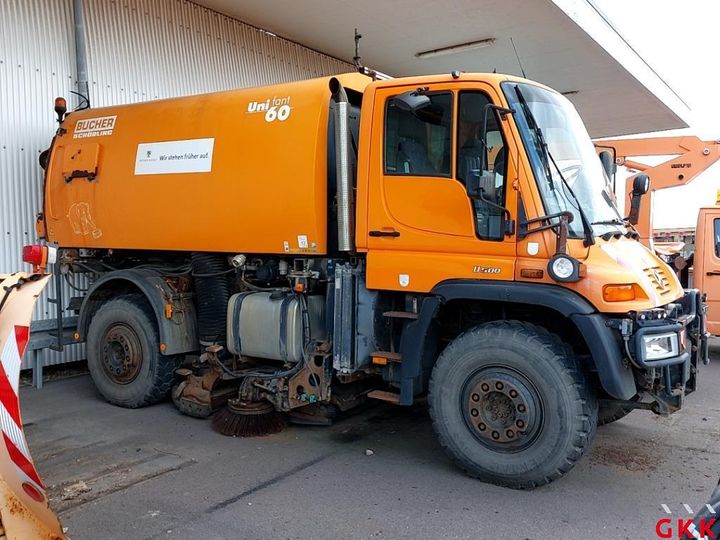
[197,0,690,138]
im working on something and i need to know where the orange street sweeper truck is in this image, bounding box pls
[31,71,708,488]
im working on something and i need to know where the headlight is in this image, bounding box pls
[547,254,582,282]
[642,332,679,360]
[552,257,574,278]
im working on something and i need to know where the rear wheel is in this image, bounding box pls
[428,321,597,489]
[87,295,180,408]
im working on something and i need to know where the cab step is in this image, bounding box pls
[382,311,418,320]
[367,390,401,404]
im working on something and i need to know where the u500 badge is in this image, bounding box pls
[473,266,501,274]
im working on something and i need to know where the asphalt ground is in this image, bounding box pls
[21,340,720,540]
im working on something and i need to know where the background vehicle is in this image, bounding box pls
[595,136,720,249]
[692,204,720,335]
[596,137,720,334]
[33,71,707,488]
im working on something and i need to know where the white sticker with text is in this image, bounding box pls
[135,138,214,175]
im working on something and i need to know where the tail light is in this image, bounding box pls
[22,245,57,269]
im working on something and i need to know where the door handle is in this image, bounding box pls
[706,271,720,276]
[369,229,400,238]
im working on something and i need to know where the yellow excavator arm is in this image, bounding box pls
[0,273,65,540]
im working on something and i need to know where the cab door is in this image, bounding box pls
[365,82,519,292]
[697,209,720,334]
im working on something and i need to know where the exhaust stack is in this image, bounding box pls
[329,78,354,252]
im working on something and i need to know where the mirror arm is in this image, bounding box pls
[466,105,516,236]
[627,196,642,225]
[555,214,569,255]
[480,104,514,169]
[484,104,514,119]
[476,188,510,219]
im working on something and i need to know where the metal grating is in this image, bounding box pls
[1,0,353,371]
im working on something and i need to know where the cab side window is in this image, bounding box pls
[385,93,452,177]
[457,91,507,241]
[714,218,720,257]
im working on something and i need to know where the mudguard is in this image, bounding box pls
[0,273,65,540]
[431,280,637,400]
[76,269,198,356]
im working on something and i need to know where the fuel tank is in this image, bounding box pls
[226,292,326,363]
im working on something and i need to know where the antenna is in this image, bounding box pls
[510,37,527,79]
[353,29,363,72]
[352,29,379,80]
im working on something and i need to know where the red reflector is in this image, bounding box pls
[22,245,44,265]
[22,481,45,503]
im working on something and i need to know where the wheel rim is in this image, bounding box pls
[462,366,544,453]
[100,323,143,385]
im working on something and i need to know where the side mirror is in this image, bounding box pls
[632,173,650,195]
[628,173,650,225]
[466,169,495,199]
[466,169,515,236]
[598,150,616,180]
[391,90,431,113]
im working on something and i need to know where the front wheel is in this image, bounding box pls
[428,321,597,489]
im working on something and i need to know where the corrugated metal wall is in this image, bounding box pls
[84,0,352,107]
[0,0,85,368]
[0,0,352,370]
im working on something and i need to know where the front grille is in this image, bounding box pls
[644,266,672,295]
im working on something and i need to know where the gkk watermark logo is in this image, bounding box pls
[656,504,716,539]
[247,95,292,122]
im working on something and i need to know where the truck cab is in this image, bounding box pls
[692,205,720,334]
[35,71,708,489]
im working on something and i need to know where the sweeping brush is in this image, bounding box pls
[211,399,286,437]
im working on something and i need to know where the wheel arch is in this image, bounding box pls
[77,269,198,356]
[402,280,636,400]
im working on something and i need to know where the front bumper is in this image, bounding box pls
[629,290,707,369]
[606,289,709,415]
[620,289,708,413]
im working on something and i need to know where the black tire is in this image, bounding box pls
[428,321,597,489]
[86,295,180,408]
[597,402,633,426]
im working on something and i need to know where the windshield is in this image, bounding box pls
[502,82,624,238]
